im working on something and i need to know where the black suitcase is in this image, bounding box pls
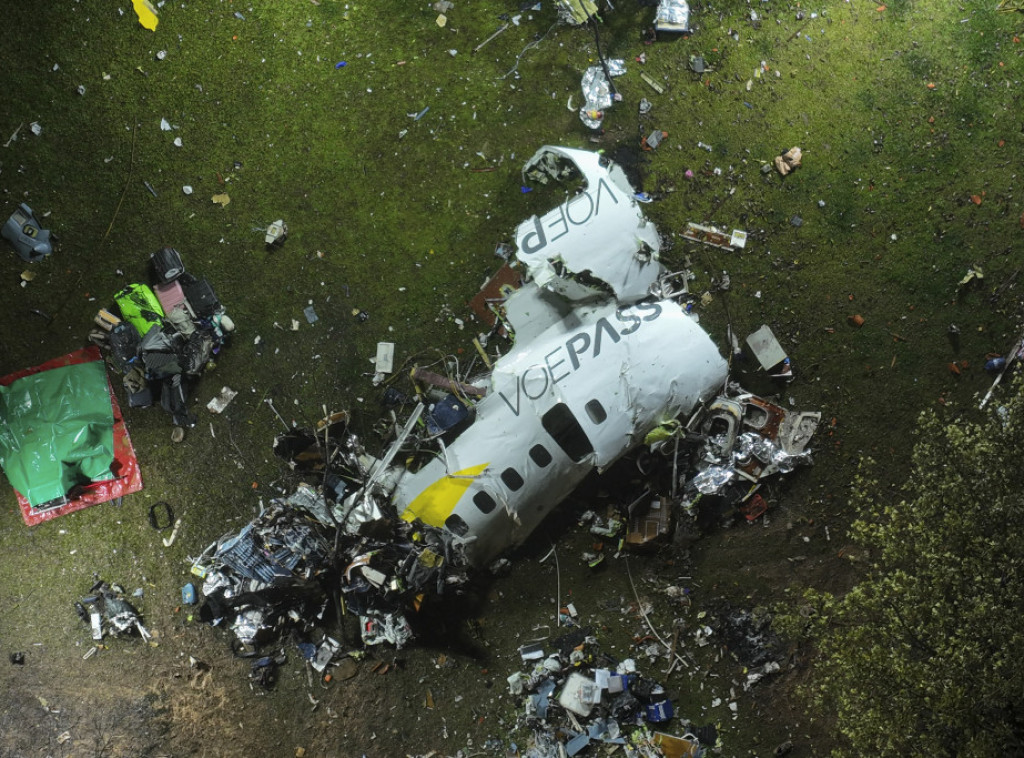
[180,274,220,317]
[151,246,185,283]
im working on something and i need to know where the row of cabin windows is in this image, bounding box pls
[471,440,553,515]
[444,400,606,536]
[464,400,606,519]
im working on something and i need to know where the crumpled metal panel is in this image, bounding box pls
[655,0,690,32]
[579,62,625,129]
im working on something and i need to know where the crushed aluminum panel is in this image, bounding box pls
[515,147,664,303]
[778,411,821,455]
[579,62,626,130]
[654,0,690,32]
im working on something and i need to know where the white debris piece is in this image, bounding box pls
[375,342,395,374]
[207,386,238,414]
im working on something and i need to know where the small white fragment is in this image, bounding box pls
[162,519,183,547]
[206,386,238,414]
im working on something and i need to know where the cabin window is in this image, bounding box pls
[541,402,594,463]
[445,513,469,536]
[529,444,552,468]
[473,490,497,514]
[501,467,524,491]
[585,399,607,425]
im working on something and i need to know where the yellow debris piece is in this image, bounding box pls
[132,0,159,31]
[211,193,231,207]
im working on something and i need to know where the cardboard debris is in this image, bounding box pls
[682,222,737,251]
[745,324,788,372]
[773,147,802,176]
[468,262,522,327]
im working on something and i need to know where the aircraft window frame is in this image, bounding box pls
[585,399,608,425]
[501,467,525,491]
[541,402,595,463]
[473,490,497,514]
[529,444,553,468]
[445,513,470,536]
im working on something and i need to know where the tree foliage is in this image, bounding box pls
[805,377,1024,757]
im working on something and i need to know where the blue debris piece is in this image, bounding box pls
[565,732,591,756]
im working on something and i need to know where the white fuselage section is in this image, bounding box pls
[392,297,727,567]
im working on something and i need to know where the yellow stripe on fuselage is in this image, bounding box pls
[400,463,490,526]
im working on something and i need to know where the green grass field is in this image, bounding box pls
[1,1,1022,755]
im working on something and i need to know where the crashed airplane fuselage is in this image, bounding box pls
[387,147,728,567]
[195,147,817,656]
[393,297,727,567]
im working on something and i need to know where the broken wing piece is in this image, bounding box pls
[515,147,664,304]
[132,0,159,30]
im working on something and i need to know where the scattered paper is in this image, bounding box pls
[375,342,395,374]
[211,193,231,207]
[207,386,238,414]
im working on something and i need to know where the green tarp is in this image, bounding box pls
[0,360,115,506]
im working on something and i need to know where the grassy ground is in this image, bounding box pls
[1,0,1023,755]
